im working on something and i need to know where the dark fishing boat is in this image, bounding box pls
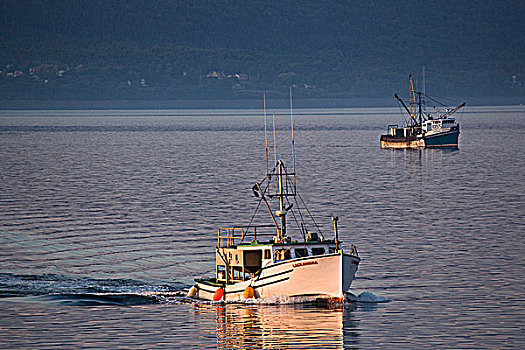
[380,75,465,149]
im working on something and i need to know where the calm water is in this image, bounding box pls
[0,106,523,349]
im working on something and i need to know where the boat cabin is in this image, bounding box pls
[386,124,422,138]
[215,226,337,283]
[423,118,457,133]
[387,124,402,137]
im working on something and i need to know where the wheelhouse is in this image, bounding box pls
[215,225,340,283]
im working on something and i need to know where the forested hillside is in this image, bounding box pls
[1,0,523,103]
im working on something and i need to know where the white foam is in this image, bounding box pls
[244,294,320,305]
[184,290,389,305]
[189,294,333,305]
[347,291,389,303]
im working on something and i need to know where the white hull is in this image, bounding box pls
[193,252,359,302]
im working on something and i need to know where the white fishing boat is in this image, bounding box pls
[188,92,360,303]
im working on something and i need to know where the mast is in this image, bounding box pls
[290,87,296,189]
[277,160,286,239]
[272,112,278,193]
[409,75,417,128]
[259,94,298,242]
[332,216,339,250]
[418,91,423,126]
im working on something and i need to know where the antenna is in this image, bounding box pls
[422,66,426,98]
[272,112,277,166]
[289,86,296,188]
[264,92,269,175]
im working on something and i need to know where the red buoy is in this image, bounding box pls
[213,288,225,301]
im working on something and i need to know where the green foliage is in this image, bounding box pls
[0,0,523,101]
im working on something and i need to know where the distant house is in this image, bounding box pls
[35,64,53,73]
[206,71,226,80]
[7,70,23,77]
[279,72,300,79]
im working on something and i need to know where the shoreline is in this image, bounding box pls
[0,96,523,110]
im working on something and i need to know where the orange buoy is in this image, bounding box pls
[243,286,255,299]
[187,285,198,298]
[213,287,225,301]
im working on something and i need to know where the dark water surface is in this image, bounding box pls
[0,107,523,349]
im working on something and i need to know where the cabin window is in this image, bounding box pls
[264,249,271,260]
[312,247,326,256]
[306,232,319,242]
[217,265,226,280]
[294,248,308,258]
[232,266,243,281]
[275,249,291,261]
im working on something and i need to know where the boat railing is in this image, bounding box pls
[217,225,276,248]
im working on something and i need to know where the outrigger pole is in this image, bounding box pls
[254,182,280,235]
[443,102,466,118]
[395,92,411,123]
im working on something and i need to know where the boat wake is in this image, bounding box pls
[0,273,388,307]
[0,273,187,306]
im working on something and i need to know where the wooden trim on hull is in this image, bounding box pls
[380,139,425,149]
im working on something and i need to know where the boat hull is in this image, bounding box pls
[192,252,360,302]
[424,128,459,148]
[380,135,425,149]
[380,128,459,149]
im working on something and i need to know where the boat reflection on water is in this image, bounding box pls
[197,303,360,349]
